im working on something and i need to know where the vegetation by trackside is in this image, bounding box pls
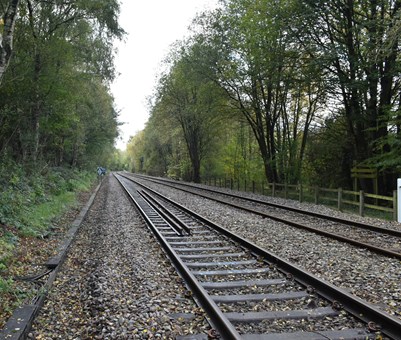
[0,160,95,327]
[126,0,401,195]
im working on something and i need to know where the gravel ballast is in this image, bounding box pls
[30,175,210,339]
[134,176,401,321]
[26,173,401,338]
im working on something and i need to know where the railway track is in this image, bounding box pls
[115,173,401,339]
[130,174,401,260]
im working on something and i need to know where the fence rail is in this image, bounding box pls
[203,178,397,221]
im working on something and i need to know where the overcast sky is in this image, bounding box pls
[111,0,219,150]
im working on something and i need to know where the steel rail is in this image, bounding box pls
[114,174,242,339]
[121,174,401,340]
[135,173,401,238]
[125,173,401,260]
[139,189,186,236]
[140,189,191,235]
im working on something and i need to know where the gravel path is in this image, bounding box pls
[135,176,401,320]
[30,175,210,339]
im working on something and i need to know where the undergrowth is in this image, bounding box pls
[0,159,95,298]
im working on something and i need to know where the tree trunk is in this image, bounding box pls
[0,0,20,85]
[188,135,201,183]
[29,51,42,164]
[192,157,201,183]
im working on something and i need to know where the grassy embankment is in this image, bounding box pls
[0,160,96,327]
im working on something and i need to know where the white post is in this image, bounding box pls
[398,178,401,223]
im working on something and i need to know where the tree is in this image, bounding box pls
[304,115,354,188]
[126,131,145,173]
[68,78,119,168]
[0,0,124,168]
[0,0,20,85]
[153,41,225,182]
[295,0,401,193]
[20,0,122,163]
[194,0,326,184]
[218,119,266,184]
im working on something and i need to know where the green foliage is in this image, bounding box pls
[0,160,95,318]
[107,149,130,171]
[0,159,29,227]
[123,1,400,192]
[366,113,401,172]
[151,40,227,182]
[0,0,123,169]
[294,0,401,193]
[191,0,328,184]
[0,235,16,271]
[0,158,95,236]
[0,277,13,295]
[19,192,76,237]
[214,120,265,183]
[303,116,354,188]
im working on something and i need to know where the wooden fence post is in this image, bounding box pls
[272,183,276,197]
[314,186,319,204]
[285,183,288,199]
[359,190,364,217]
[393,190,397,221]
[338,187,343,211]
[299,184,303,203]
[252,181,255,193]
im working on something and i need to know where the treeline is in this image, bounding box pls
[0,0,124,169]
[127,0,401,195]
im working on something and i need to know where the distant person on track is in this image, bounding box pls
[97,166,106,181]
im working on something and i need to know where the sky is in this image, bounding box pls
[111,0,219,150]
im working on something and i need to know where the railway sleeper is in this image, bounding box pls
[180,252,247,260]
[211,291,309,303]
[185,260,257,268]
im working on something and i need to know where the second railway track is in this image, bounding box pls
[131,174,401,260]
[115,173,401,339]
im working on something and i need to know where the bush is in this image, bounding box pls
[0,158,95,267]
[0,236,15,270]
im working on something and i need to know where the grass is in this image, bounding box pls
[0,162,96,325]
[18,191,77,237]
